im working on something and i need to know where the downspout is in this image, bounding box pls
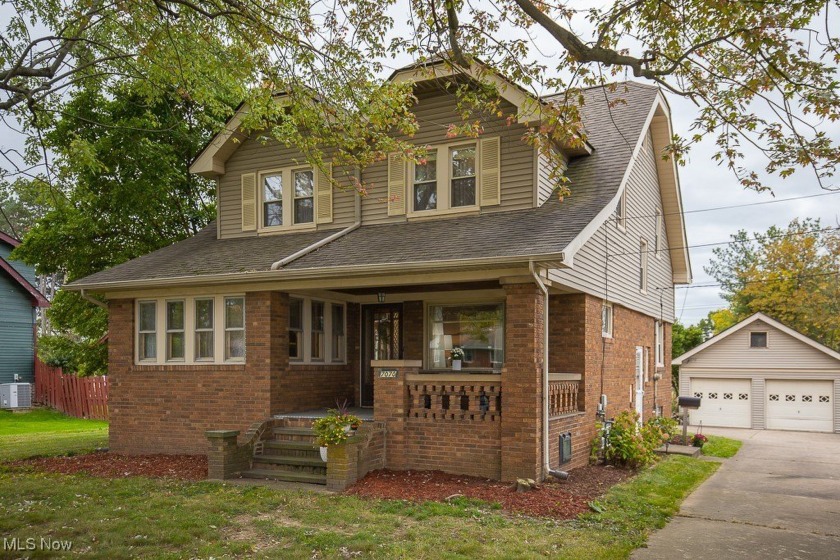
[271,170,363,270]
[529,261,569,480]
[80,289,108,310]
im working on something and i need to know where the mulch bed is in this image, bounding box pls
[344,465,633,519]
[8,452,207,480]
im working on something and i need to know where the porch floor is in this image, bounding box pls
[274,407,374,421]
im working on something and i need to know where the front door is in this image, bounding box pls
[361,304,403,406]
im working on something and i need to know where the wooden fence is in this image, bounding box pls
[34,359,109,420]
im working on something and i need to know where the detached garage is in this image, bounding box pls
[674,313,840,433]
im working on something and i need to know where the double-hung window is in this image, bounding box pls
[194,298,214,360]
[602,302,613,338]
[654,209,662,257]
[640,238,649,293]
[138,301,157,361]
[450,145,476,207]
[413,152,437,211]
[224,297,246,361]
[166,300,185,361]
[655,320,664,366]
[287,296,347,364]
[263,174,283,227]
[289,297,303,361]
[293,169,315,224]
[616,190,627,230]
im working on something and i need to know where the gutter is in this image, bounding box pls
[271,169,363,270]
[529,261,569,481]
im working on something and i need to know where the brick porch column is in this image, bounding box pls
[500,283,545,481]
[372,359,420,470]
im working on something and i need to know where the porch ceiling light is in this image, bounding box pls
[377,292,386,303]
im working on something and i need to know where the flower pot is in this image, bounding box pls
[452,359,462,371]
[343,425,353,434]
[319,446,328,462]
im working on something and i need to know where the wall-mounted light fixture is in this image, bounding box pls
[377,292,386,303]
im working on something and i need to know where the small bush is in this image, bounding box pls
[312,411,362,447]
[602,411,672,469]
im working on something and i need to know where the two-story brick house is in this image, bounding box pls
[68,61,691,486]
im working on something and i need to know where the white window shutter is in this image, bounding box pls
[315,163,333,224]
[387,153,406,216]
[241,173,257,231]
[479,136,501,206]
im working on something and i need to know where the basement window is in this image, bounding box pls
[750,331,768,348]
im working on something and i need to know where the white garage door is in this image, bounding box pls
[766,380,833,432]
[689,378,751,428]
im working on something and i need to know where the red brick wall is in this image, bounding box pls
[548,412,588,470]
[547,293,672,469]
[108,292,359,455]
[403,419,501,479]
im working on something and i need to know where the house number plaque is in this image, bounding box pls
[379,369,398,378]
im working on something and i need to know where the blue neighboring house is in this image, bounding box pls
[0,231,49,384]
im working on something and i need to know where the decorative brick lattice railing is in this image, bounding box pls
[406,374,502,421]
[548,373,583,417]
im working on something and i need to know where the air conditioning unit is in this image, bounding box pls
[0,383,32,409]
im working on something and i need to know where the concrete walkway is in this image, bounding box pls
[633,428,840,559]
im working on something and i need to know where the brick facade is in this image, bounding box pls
[107,292,357,455]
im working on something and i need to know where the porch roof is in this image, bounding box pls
[67,83,658,291]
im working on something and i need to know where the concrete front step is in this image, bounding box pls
[263,440,318,451]
[240,468,326,485]
[253,455,326,468]
[273,426,316,437]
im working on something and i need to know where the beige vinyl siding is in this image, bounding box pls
[360,90,535,224]
[536,147,568,207]
[548,130,675,320]
[751,378,766,429]
[217,135,357,238]
[682,319,840,370]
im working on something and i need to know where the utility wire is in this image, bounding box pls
[672,270,840,290]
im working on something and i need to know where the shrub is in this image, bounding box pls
[647,416,679,442]
[312,411,362,447]
[602,411,673,469]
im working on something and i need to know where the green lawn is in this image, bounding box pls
[0,456,718,559]
[0,409,108,461]
[0,413,720,558]
[701,435,743,458]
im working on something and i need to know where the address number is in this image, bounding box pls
[379,369,398,378]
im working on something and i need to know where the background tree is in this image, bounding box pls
[1,0,839,195]
[706,218,840,350]
[9,80,230,375]
[671,318,711,391]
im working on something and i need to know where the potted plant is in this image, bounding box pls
[692,433,708,448]
[450,346,465,371]
[312,407,362,462]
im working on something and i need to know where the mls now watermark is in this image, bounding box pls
[3,537,73,552]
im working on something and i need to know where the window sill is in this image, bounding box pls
[407,206,480,222]
[257,223,317,235]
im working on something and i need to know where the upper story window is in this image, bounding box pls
[259,167,316,230]
[616,190,627,231]
[287,295,347,365]
[413,152,438,211]
[655,209,662,258]
[135,295,245,365]
[750,331,768,348]
[390,137,499,218]
[655,320,664,366]
[639,238,649,293]
[450,145,476,207]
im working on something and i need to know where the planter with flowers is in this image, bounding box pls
[312,405,362,462]
[450,347,465,371]
[692,433,708,448]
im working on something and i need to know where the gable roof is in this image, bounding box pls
[672,312,840,365]
[0,255,50,308]
[0,231,21,248]
[68,82,676,291]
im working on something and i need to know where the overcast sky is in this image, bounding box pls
[2,3,838,326]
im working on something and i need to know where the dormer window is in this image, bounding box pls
[293,169,315,224]
[263,174,283,227]
[750,331,768,348]
[450,145,476,207]
[413,152,438,211]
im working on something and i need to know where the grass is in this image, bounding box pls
[0,409,108,461]
[0,458,718,559]
[701,435,743,458]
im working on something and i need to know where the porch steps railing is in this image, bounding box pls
[239,425,326,485]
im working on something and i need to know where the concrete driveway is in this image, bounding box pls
[633,428,840,559]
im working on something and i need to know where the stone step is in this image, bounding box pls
[272,427,317,439]
[239,469,326,485]
[263,440,318,451]
[252,455,326,468]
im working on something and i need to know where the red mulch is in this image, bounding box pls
[8,452,207,480]
[344,465,633,519]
